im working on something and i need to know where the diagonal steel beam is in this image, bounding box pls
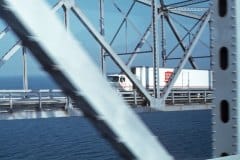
[112,1,148,46]
[51,0,64,12]
[166,0,210,9]
[164,12,198,69]
[126,23,152,67]
[71,4,153,103]
[169,10,202,20]
[169,14,209,49]
[0,1,64,69]
[0,26,10,40]
[126,10,163,67]
[166,13,209,59]
[158,11,210,107]
[0,40,21,67]
[0,1,173,159]
[169,7,209,12]
[110,1,136,45]
[135,0,152,6]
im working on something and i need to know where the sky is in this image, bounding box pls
[0,0,210,78]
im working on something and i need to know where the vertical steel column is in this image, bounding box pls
[99,0,105,74]
[63,5,69,31]
[152,0,160,99]
[161,14,166,67]
[212,0,240,157]
[22,47,28,91]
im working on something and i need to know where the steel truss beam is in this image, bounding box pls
[0,41,21,67]
[212,0,240,157]
[169,10,202,20]
[111,1,146,47]
[158,10,210,108]
[125,0,209,69]
[0,26,10,39]
[135,0,151,6]
[99,0,105,74]
[109,1,136,45]
[0,1,173,159]
[166,0,210,9]
[70,3,153,104]
[169,7,209,12]
[52,0,64,12]
[126,23,152,67]
[0,1,64,69]
[164,12,198,69]
[152,0,160,100]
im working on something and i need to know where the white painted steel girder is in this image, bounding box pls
[0,0,173,159]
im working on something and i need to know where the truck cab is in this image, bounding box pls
[107,74,133,91]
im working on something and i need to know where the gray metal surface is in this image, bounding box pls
[0,1,173,159]
[152,0,160,100]
[212,0,240,157]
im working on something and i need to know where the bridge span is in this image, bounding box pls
[0,89,212,120]
[0,0,239,159]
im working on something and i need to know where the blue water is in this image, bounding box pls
[0,76,212,160]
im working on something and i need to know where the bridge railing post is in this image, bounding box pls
[38,91,42,110]
[171,90,174,104]
[204,90,207,104]
[188,90,191,104]
[133,89,137,106]
[9,93,13,112]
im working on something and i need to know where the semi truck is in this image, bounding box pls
[107,66,213,91]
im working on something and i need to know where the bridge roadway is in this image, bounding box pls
[0,89,213,120]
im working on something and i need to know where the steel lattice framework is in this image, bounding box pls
[0,0,211,109]
[2,0,238,160]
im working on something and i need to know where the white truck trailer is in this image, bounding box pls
[107,66,212,91]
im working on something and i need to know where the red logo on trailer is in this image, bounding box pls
[165,71,173,82]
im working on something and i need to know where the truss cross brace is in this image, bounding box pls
[0,1,174,159]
